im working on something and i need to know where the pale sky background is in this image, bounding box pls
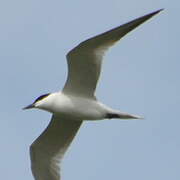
[0,0,179,180]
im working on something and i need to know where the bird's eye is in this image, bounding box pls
[34,93,50,103]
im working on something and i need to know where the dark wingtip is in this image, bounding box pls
[151,9,164,15]
[140,8,164,20]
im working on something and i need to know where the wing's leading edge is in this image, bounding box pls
[30,115,82,180]
[63,9,163,98]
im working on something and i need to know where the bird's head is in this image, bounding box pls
[23,93,51,110]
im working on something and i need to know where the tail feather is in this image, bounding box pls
[106,113,143,119]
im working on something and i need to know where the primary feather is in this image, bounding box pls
[30,115,82,180]
[63,9,162,98]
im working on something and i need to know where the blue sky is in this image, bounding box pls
[0,0,179,179]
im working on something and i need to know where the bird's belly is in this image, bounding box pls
[52,97,106,120]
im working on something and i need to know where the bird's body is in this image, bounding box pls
[34,92,141,120]
[41,92,108,120]
[23,9,163,180]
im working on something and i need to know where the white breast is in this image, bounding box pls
[48,92,109,120]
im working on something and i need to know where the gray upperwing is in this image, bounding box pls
[63,9,163,98]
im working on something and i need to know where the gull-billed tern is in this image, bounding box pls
[23,9,163,180]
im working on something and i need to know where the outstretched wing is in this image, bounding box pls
[30,115,82,180]
[62,9,162,98]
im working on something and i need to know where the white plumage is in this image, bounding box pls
[23,9,162,180]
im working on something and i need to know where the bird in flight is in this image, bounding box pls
[23,9,162,180]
